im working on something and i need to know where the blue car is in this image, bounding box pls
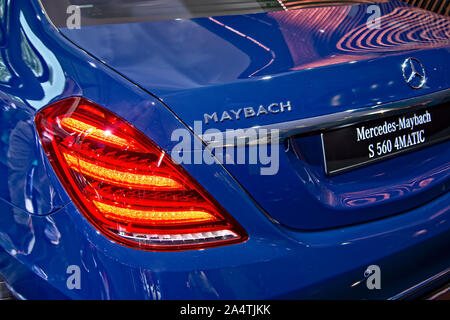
[0,0,449,300]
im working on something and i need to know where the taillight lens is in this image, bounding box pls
[35,97,247,251]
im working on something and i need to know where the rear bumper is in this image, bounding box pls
[0,190,448,299]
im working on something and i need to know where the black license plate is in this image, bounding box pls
[322,103,450,175]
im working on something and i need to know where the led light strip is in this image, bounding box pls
[60,117,142,151]
[112,229,239,246]
[93,200,217,225]
[63,153,184,190]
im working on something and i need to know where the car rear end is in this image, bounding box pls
[0,0,448,299]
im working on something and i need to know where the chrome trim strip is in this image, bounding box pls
[388,268,450,300]
[202,89,450,148]
[320,133,328,174]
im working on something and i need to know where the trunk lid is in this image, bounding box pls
[58,1,450,229]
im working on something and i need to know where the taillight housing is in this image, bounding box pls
[35,97,247,251]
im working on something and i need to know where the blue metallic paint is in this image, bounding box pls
[60,1,450,126]
[0,0,447,299]
[59,1,450,230]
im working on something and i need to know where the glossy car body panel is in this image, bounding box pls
[1,185,449,299]
[0,0,447,299]
[60,1,450,127]
[60,0,450,229]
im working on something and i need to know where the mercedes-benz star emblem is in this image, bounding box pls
[402,57,426,89]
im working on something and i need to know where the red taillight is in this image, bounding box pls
[35,97,247,251]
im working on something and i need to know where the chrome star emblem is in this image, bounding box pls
[402,57,426,89]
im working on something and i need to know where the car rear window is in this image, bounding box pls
[39,0,388,27]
